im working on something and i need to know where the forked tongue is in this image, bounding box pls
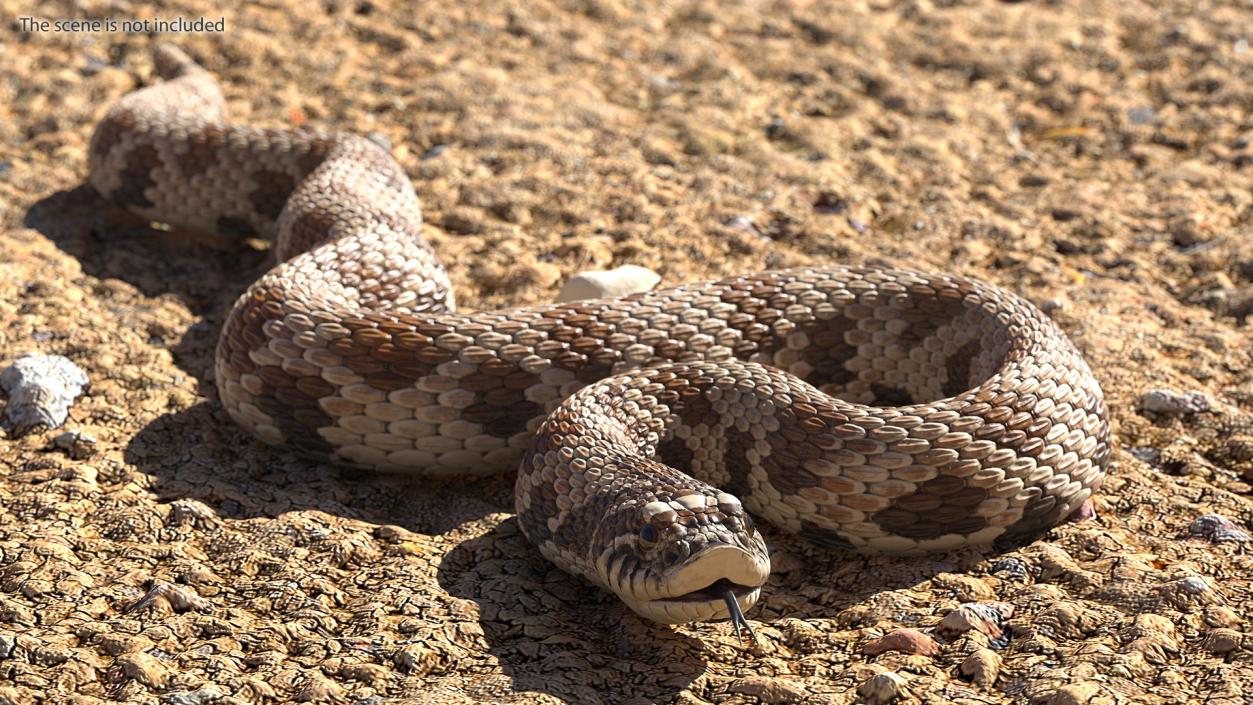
[718,581,756,644]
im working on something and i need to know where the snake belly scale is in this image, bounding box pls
[89,45,1112,626]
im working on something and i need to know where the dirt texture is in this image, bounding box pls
[2,0,1252,703]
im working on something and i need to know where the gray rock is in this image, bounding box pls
[0,354,90,437]
[1188,514,1251,544]
[1139,389,1212,415]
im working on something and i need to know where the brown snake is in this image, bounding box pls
[89,46,1112,629]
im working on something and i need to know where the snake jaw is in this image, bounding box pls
[619,582,763,626]
[611,542,771,625]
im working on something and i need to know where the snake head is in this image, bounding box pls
[593,488,771,625]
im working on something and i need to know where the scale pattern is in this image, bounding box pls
[88,46,1112,616]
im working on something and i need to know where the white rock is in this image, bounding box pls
[0,354,90,437]
[555,265,661,302]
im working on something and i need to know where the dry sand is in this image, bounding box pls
[1,0,1250,703]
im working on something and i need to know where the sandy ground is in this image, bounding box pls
[1,0,1251,703]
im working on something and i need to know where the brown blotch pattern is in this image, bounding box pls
[296,137,336,177]
[249,169,297,221]
[112,144,161,210]
[172,125,226,177]
[798,520,855,549]
[89,108,135,157]
[217,287,336,459]
[943,338,983,398]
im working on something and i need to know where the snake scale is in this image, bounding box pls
[89,45,1112,629]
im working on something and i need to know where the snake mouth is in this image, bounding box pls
[622,579,763,627]
[654,578,761,641]
[614,544,770,625]
[656,578,758,604]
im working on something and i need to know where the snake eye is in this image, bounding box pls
[736,513,755,533]
[639,523,659,546]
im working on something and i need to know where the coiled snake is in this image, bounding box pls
[89,46,1112,633]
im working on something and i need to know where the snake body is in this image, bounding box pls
[89,46,1112,626]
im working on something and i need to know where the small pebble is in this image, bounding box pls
[161,684,226,705]
[1204,605,1242,628]
[295,674,346,703]
[989,557,1031,583]
[726,675,806,704]
[862,628,940,657]
[1202,628,1242,655]
[811,191,848,214]
[1127,616,1172,641]
[960,648,1001,689]
[0,354,90,437]
[555,265,661,302]
[1174,576,1213,595]
[1169,216,1210,248]
[115,652,170,689]
[938,602,1014,647]
[722,215,758,233]
[1037,602,1101,640]
[1128,106,1156,125]
[52,429,97,459]
[1046,682,1103,705]
[1039,297,1069,313]
[167,499,221,529]
[1159,576,1220,611]
[440,208,484,234]
[0,635,14,659]
[856,671,911,704]
[1224,287,1253,322]
[1064,497,1098,524]
[394,643,439,676]
[1187,514,1251,544]
[125,582,212,614]
[1139,388,1212,415]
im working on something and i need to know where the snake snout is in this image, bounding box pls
[595,489,773,624]
[613,532,771,625]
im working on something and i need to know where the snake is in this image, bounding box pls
[88,45,1112,633]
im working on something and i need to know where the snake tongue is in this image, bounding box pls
[720,583,756,644]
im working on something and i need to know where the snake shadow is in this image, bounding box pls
[24,186,270,394]
[434,519,1001,705]
[437,523,712,705]
[123,402,709,704]
[432,522,998,705]
[122,401,510,532]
